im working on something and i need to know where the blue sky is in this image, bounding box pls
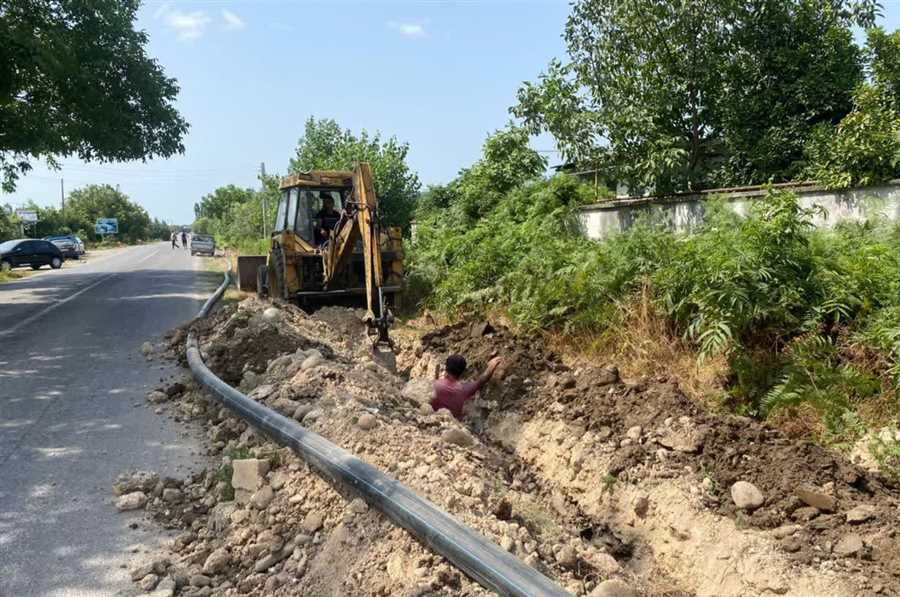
[4,0,571,224]
[6,1,900,224]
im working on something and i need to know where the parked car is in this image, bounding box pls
[44,234,85,259]
[0,239,64,271]
[190,234,215,256]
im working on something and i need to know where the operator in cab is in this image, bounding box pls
[314,194,341,245]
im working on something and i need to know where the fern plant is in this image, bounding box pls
[762,334,878,433]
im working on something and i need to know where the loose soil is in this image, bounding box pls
[122,301,900,597]
[407,321,900,596]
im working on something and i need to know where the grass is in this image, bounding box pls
[544,288,728,405]
[196,252,252,305]
[516,496,566,544]
[600,473,618,497]
[0,270,27,284]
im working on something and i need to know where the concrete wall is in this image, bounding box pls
[578,182,900,240]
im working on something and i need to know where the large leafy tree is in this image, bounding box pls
[61,184,152,242]
[513,0,881,194]
[289,118,421,229]
[0,0,188,191]
[713,1,865,185]
[414,125,548,223]
[802,28,900,188]
[194,185,255,221]
[25,185,154,242]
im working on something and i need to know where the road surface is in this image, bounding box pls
[0,243,221,596]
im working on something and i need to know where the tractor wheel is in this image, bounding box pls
[256,265,268,299]
[272,244,289,300]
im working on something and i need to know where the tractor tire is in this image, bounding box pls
[256,265,268,299]
[271,244,288,300]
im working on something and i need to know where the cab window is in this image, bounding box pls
[296,190,315,239]
[286,188,299,231]
[275,192,288,231]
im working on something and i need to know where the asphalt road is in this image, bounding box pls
[0,243,222,596]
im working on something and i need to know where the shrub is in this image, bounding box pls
[410,175,900,435]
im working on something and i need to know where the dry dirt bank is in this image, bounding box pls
[116,299,900,596]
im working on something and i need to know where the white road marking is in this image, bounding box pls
[0,249,161,338]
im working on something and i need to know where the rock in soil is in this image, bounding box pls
[795,486,837,513]
[846,504,876,524]
[115,491,148,511]
[591,579,638,597]
[834,534,864,557]
[730,481,765,511]
[441,427,474,447]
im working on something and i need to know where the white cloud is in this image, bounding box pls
[388,21,427,38]
[155,4,211,41]
[222,9,245,31]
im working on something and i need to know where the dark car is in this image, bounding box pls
[44,234,85,259]
[0,239,64,271]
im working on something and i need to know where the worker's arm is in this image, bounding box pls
[465,357,503,395]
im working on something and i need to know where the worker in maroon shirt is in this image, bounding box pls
[431,354,503,419]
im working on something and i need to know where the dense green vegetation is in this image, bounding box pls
[410,129,900,438]
[2,185,170,244]
[513,0,895,194]
[192,178,279,255]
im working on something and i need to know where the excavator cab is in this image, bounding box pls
[258,164,403,347]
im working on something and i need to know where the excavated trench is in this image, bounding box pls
[121,300,900,596]
[399,321,900,597]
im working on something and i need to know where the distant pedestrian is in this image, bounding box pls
[181,230,188,250]
[170,231,179,249]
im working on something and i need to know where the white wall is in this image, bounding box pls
[579,183,900,240]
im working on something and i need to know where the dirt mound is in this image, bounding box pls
[409,322,900,596]
[120,303,648,596]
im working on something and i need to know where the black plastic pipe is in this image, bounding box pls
[186,272,570,597]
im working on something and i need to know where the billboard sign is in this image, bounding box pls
[95,218,119,235]
[15,209,38,223]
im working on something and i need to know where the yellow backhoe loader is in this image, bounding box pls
[255,163,403,346]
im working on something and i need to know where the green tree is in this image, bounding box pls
[191,175,280,254]
[0,204,19,241]
[63,184,152,243]
[713,1,864,185]
[868,27,900,101]
[446,125,548,222]
[803,84,900,188]
[289,118,421,229]
[513,0,880,193]
[0,0,188,192]
[194,185,255,221]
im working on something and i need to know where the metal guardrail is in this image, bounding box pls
[186,272,570,597]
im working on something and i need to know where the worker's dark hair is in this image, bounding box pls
[445,354,467,378]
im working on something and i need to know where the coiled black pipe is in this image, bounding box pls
[186,272,570,597]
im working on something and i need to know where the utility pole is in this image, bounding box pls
[260,162,268,238]
[60,178,65,210]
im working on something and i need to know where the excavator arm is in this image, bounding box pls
[320,162,393,346]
